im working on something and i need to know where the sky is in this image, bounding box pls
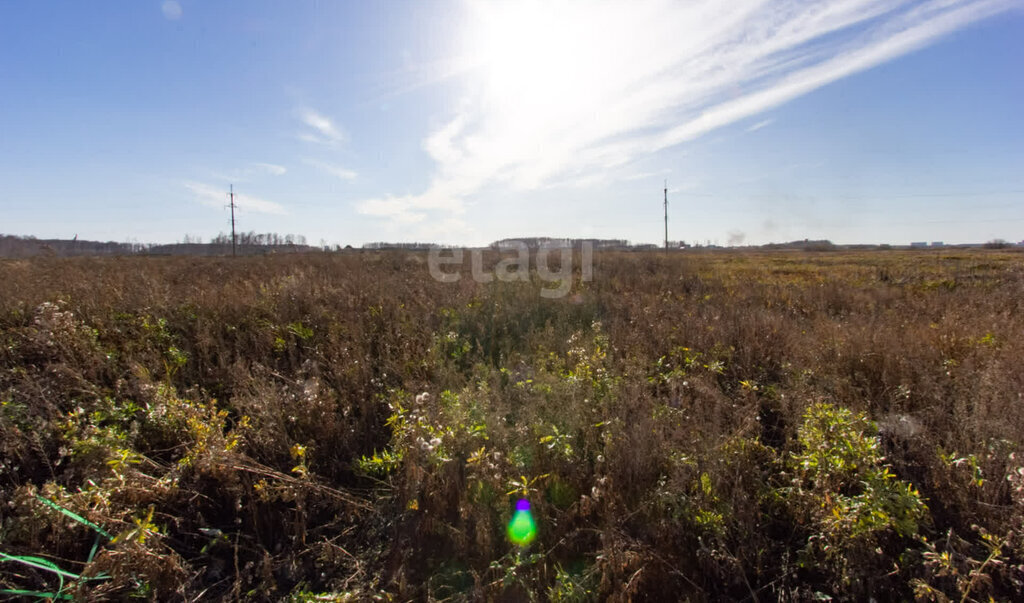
[1,0,1022,247]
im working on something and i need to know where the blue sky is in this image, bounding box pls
[1,0,1022,246]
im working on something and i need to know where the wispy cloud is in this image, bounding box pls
[303,158,357,181]
[253,162,287,176]
[184,181,287,215]
[297,107,345,146]
[355,0,1015,228]
[356,186,465,225]
[746,119,775,132]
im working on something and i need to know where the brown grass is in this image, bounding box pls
[1,249,1022,600]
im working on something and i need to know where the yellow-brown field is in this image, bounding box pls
[1,249,1022,600]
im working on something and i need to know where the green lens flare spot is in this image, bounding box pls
[507,498,537,546]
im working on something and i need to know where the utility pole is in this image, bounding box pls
[228,184,237,257]
[663,180,669,251]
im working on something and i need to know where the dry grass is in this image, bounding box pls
[1,249,1023,600]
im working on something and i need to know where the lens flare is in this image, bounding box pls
[507,498,537,546]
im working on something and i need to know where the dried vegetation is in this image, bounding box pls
[1,249,1023,600]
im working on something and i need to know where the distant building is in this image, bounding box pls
[930,241,944,247]
[910,242,928,248]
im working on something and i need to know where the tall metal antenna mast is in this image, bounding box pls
[229,184,237,257]
[663,180,669,251]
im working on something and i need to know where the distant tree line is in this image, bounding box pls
[492,237,632,249]
[362,241,440,250]
[3,233,1017,259]
[0,232,315,258]
[0,234,143,258]
[209,231,308,247]
[361,238,640,251]
[760,239,838,251]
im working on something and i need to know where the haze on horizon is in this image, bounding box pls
[1,1,1022,247]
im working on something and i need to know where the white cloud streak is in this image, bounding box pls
[303,158,357,181]
[254,162,287,176]
[747,119,775,132]
[355,0,1016,227]
[297,107,346,146]
[184,181,287,215]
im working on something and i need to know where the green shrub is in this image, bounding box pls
[785,402,928,590]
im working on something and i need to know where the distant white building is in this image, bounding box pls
[910,242,928,248]
[930,241,944,247]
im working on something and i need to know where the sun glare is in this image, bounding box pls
[462,2,615,127]
[455,1,653,186]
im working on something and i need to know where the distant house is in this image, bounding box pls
[930,241,944,247]
[910,242,928,248]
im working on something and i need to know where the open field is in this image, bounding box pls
[1,249,1023,600]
